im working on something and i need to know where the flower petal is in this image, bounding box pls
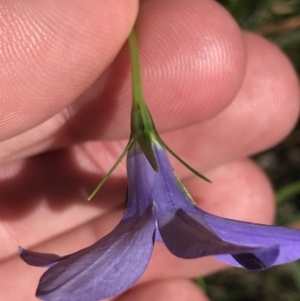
[20,143,157,301]
[154,147,288,269]
[37,206,155,301]
[127,143,156,215]
[205,214,300,266]
[232,245,280,270]
[19,247,72,267]
[156,206,259,258]
[155,228,163,242]
[153,145,257,258]
[214,245,280,270]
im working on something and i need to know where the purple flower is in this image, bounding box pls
[20,28,300,301]
[20,141,300,301]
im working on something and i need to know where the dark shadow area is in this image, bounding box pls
[0,147,127,221]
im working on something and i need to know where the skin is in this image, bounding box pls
[0,0,299,300]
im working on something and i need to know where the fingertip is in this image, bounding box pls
[0,0,138,140]
[242,31,300,142]
[137,0,247,129]
[79,0,247,140]
[166,31,300,171]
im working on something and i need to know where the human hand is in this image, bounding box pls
[0,0,299,300]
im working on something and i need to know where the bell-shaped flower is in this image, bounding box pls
[20,29,300,301]
[20,139,300,301]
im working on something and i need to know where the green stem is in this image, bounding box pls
[128,28,155,133]
[88,138,135,201]
[128,28,159,171]
[128,29,144,106]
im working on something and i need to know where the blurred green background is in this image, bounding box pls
[195,1,300,300]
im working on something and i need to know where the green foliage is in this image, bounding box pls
[276,180,300,203]
[203,263,300,301]
[217,0,272,29]
[216,0,300,73]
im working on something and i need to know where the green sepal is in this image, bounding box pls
[174,172,196,204]
[131,101,159,171]
[87,138,135,201]
[137,133,159,172]
[158,137,212,183]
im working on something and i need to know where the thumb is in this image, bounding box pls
[0,0,138,141]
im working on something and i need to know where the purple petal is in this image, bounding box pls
[214,245,280,270]
[156,206,259,258]
[35,144,157,301]
[128,144,164,244]
[231,245,280,270]
[153,145,256,257]
[152,144,285,268]
[204,214,300,267]
[20,143,155,271]
[19,247,71,267]
[155,228,163,242]
[37,206,155,301]
[126,143,157,215]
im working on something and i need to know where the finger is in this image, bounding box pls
[114,279,209,301]
[0,255,41,301]
[0,158,275,289]
[163,31,299,176]
[0,0,138,141]
[14,28,295,192]
[1,3,299,167]
[0,0,246,162]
